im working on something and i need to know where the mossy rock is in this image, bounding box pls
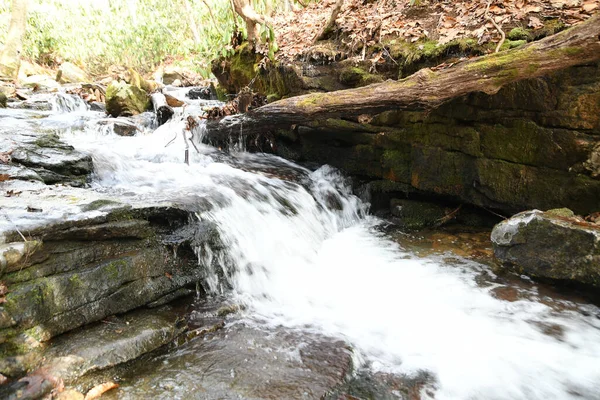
[0,92,6,108]
[390,198,449,231]
[492,210,600,287]
[105,80,151,118]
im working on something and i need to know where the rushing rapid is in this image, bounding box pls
[12,93,600,399]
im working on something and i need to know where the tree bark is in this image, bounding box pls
[232,0,270,46]
[203,14,600,146]
[0,0,29,80]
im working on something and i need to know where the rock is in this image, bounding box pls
[105,81,150,118]
[18,61,54,78]
[89,101,105,112]
[101,322,353,399]
[0,196,221,376]
[56,62,91,84]
[187,86,215,100]
[42,306,186,383]
[20,75,60,91]
[491,210,600,287]
[10,133,93,186]
[0,306,186,398]
[96,118,140,136]
[124,68,161,93]
[390,198,449,231]
[0,92,6,108]
[162,67,184,85]
[269,63,600,215]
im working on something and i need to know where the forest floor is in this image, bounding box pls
[269,0,599,63]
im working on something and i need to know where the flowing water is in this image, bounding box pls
[3,92,600,399]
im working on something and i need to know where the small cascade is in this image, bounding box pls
[50,92,88,113]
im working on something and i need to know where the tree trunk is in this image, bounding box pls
[203,14,600,146]
[232,0,269,46]
[0,0,29,81]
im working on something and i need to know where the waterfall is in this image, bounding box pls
[50,93,600,400]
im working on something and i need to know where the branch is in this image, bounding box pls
[313,0,344,43]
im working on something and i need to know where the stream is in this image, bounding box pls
[2,91,600,400]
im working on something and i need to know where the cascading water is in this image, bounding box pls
[19,93,600,399]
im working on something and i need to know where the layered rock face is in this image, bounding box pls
[0,203,219,377]
[269,62,600,215]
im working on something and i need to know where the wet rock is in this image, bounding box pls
[0,92,6,108]
[105,81,150,118]
[187,86,215,100]
[390,198,449,231]
[89,101,105,112]
[56,62,91,84]
[96,118,139,136]
[491,209,600,287]
[0,198,220,377]
[0,164,42,182]
[10,133,93,185]
[102,322,353,400]
[0,306,185,398]
[43,306,186,383]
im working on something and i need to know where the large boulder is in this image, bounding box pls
[491,209,600,287]
[56,62,91,84]
[105,80,151,117]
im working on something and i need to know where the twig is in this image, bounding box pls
[477,204,509,220]
[485,1,506,53]
[435,204,462,227]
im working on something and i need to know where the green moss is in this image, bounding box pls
[0,92,6,108]
[545,208,575,218]
[266,93,280,103]
[105,260,126,280]
[382,149,411,182]
[508,27,531,41]
[508,40,527,49]
[69,273,82,288]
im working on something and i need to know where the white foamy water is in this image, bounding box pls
[36,96,600,399]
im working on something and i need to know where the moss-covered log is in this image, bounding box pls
[204,14,600,142]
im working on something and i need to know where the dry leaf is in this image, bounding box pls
[528,16,544,29]
[0,150,13,164]
[582,1,598,11]
[85,382,119,400]
[0,174,10,182]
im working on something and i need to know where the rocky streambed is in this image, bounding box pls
[0,91,599,400]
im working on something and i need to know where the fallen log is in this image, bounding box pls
[203,14,600,146]
[151,92,174,126]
